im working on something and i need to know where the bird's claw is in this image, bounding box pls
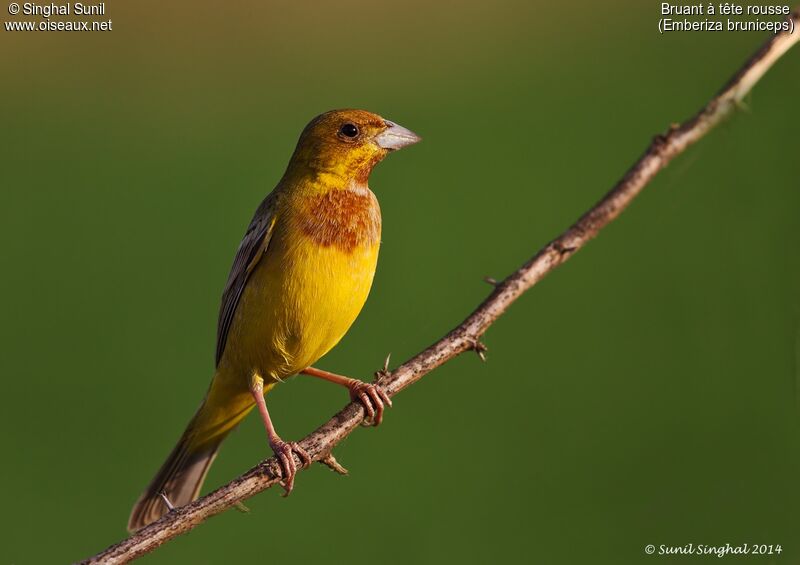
[270,439,311,496]
[349,381,392,426]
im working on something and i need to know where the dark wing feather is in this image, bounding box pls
[215,192,279,366]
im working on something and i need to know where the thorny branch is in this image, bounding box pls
[80,16,800,564]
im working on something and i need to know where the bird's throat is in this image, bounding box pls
[294,186,381,254]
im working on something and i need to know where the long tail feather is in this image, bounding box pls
[127,384,255,532]
[127,423,222,532]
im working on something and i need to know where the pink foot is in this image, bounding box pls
[270,439,311,496]
[349,381,392,426]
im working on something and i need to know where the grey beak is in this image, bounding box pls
[375,120,421,150]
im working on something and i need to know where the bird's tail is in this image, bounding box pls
[127,379,256,533]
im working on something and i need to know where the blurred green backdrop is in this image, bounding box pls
[1,1,799,563]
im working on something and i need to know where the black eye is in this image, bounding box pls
[339,123,359,138]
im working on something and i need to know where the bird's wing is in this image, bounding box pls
[215,192,279,366]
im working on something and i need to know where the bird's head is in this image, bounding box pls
[286,109,421,185]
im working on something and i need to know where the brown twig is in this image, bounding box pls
[79,16,800,565]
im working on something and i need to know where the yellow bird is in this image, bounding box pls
[128,109,420,531]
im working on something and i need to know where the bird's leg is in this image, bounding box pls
[249,375,311,496]
[301,367,392,426]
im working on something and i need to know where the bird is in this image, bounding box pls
[128,109,420,532]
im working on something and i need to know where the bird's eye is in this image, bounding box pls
[339,123,359,139]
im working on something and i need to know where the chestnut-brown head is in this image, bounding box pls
[286,109,420,185]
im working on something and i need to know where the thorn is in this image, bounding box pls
[652,132,668,149]
[158,491,175,512]
[374,353,392,381]
[468,338,488,362]
[483,276,499,286]
[734,97,750,112]
[320,453,349,475]
[233,501,251,514]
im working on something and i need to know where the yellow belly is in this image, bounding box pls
[218,218,380,385]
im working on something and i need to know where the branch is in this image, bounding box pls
[81,16,800,564]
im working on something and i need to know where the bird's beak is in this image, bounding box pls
[375,120,421,150]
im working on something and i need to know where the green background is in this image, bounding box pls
[1,1,798,563]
